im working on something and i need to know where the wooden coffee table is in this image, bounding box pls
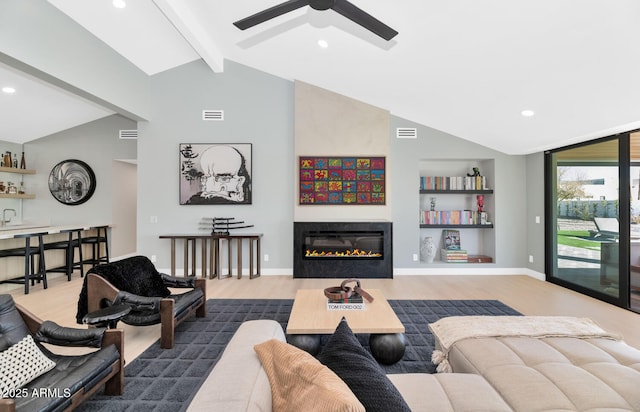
[286,289,406,364]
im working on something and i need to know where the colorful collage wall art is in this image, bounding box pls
[299,156,385,205]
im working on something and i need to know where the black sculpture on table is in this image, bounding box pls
[201,217,254,235]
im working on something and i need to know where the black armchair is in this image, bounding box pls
[76,255,206,349]
[0,294,124,412]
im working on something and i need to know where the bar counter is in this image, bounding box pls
[0,224,110,286]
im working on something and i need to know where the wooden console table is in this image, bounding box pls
[159,233,262,279]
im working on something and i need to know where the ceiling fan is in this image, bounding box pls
[233,0,398,41]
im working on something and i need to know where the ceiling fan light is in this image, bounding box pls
[521,109,535,117]
[318,39,329,48]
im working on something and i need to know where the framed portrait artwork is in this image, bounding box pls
[179,143,252,205]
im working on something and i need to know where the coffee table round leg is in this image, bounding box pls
[287,334,322,356]
[369,333,406,365]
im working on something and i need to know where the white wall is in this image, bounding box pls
[111,160,137,257]
[294,81,391,221]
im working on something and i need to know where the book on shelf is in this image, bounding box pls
[441,249,468,263]
[442,229,461,250]
[420,175,489,191]
[420,210,490,225]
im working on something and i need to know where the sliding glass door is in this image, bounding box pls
[546,135,630,309]
[630,132,640,312]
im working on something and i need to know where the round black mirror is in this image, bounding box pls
[48,159,96,205]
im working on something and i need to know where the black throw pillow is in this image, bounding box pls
[317,318,411,412]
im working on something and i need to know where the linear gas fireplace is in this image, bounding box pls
[293,221,392,278]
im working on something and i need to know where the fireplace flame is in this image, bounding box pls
[305,249,382,258]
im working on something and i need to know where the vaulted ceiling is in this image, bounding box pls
[2,0,640,155]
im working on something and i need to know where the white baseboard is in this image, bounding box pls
[394,267,545,280]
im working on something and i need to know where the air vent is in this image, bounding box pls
[202,110,224,121]
[119,130,138,139]
[396,128,417,139]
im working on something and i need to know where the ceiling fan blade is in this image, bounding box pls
[331,0,398,40]
[234,0,310,30]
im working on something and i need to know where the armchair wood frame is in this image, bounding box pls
[86,273,206,349]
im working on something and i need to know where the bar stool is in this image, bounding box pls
[44,228,84,280]
[0,232,47,294]
[81,225,109,268]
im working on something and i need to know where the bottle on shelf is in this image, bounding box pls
[3,151,11,168]
[12,154,17,168]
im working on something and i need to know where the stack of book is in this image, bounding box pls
[441,249,468,263]
[326,293,365,310]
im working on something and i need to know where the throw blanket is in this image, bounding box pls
[75,256,171,324]
[429,316,622,373]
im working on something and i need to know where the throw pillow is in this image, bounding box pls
[0,335,56,393]
[317,318,411,412]
[254,339,364,412]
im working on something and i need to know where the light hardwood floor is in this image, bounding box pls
[3,273,640,363]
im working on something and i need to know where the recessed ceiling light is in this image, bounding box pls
[2,87,16,94]
[318,40,329,48]
[521,109,535,117]
[113,0,126,8]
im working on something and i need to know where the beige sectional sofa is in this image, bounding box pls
[188,317,640,411]
[187,320,511,411]
[430,316,640,411]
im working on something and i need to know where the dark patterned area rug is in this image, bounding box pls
[78,299,520,412]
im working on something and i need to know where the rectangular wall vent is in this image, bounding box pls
[396,127,417,139]
[119,130,138,139]
[202,110,224,121]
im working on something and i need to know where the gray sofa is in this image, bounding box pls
[187,320,511,411]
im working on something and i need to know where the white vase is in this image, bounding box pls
[421,236,436,263]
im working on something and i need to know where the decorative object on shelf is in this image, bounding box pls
[180,143,252,205]
[443,229,461,250]
[201,217,254,235]
[18,181,25,195]
[467,167,481,177]
[299,156,385,205]
[7,182,17,194]
[20,152,26,169]
[48,159,96,205]
[477,195,484,213]
[12,154,17,168]
[420,236,436,263]
[3,152,11,168]
[430,197,436,211]
[467,255,493,263]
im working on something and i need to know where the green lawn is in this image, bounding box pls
[557,230,601,250]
